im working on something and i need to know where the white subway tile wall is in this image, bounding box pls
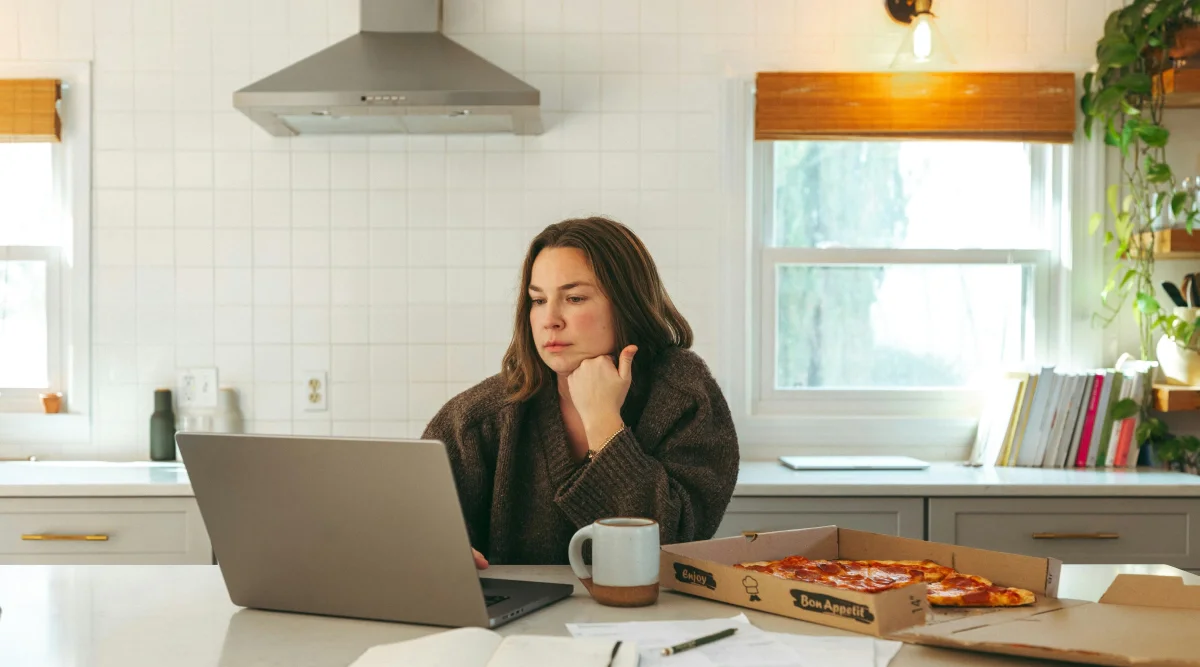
[3,0,1119,459]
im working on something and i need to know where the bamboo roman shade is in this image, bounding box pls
[0,79,62,143]
[755,72,1076,144]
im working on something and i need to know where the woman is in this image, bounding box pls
[423,216,739,567]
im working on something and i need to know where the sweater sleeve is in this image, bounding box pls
[545,374,740,545]
[422,402,494,557]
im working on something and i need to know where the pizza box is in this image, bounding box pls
[658,525,1061,638]
[892,573,1200,667]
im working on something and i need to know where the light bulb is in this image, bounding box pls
[912,15,933,61]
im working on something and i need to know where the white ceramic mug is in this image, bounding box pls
[568,517,660,607]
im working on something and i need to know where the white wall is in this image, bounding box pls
[1,0,1125,459]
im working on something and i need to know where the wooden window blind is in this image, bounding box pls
[0,79,62,143]
[755,72,1076,144]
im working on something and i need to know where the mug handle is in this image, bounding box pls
[568,524,595,593]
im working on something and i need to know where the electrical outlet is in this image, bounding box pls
[302,370,328,412]
[176,367,219,409]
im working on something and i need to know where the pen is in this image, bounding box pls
[660,627,738,657]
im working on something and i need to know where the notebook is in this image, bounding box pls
[349,627,640,667]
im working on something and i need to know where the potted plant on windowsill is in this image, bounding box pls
[1082,0,1200,471]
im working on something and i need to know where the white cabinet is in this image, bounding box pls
[715,497,925,540]
[0,497,212,564]
[927,497,1200,569]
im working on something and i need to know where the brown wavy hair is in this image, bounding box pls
[502,217,693,404]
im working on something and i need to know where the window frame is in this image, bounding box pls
[716,80,1103,457]
[0,245,64,410]
[0,61,92,451]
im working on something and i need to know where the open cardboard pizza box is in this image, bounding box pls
[659,526,1200,666]
[658,525,1062,638]
[892,573,1200,667]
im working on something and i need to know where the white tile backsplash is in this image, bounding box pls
[0,0,1104,457]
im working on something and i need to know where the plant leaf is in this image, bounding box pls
[1107,184,1120,216]
[1092,85,1126,114]
[1147,161,1173,183]
[1137,123,1170,147]
[1120,268,1138,288]
[1173,191,1190,217]
[1148,4,1172,31]
[1089,211,1103,234]
[1136,292,1161,314]
[1117,72,1153,95]
[1121,98,1141,116]
[1115,211,1133,239]
[1100,42,1139,68]
[1105,230,1115,245]
[1112,398,1141,421]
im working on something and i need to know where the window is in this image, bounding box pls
[750,138,1071,421]
[0,64,91,451]
[0,143,63,410]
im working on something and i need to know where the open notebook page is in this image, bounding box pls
[348,627,637,667]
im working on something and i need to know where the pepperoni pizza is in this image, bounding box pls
[734,556,1035,607]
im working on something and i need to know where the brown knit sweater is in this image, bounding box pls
[422,347,740,565]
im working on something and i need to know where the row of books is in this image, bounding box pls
[967,359,1155,469]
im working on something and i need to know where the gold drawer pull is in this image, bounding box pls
[21,534,109,541]
[1031,532,1119,540]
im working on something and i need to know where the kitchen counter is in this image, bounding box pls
[1,563,1195,667]
[734,461,1200,496]
[3,460,1200,498]
[0,461,191,496]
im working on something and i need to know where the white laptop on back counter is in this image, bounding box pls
[778,456,931,471]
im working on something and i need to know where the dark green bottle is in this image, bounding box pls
[150,389,177,461]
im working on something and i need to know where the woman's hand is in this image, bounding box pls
[472,548,489,570]
[567,345,636,449]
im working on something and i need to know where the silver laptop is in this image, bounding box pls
[177,433,574,628]
[778,455,931,471]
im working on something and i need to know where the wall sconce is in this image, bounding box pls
[886,0,955,69]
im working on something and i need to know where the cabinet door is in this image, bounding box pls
[928,497,1200,568]
[716,497,925,540]
[0,497,212,564]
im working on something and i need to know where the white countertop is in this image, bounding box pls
[2,460,1200,498]
[0,461,192,496]
[734,461,1200,496]
[0,563,1193,667]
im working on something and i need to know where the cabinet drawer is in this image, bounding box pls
[716,497,924,540]
[0,497,212,564]
[928,498,1200,568]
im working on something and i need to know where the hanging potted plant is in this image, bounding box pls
[1081,0,1200,469]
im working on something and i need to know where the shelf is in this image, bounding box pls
[1132,229,1200,260]
[1158,68,1200,109]
[1153,384,1200,412]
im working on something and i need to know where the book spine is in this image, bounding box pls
[1075,373,1105,468]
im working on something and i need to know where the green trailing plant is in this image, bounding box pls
[1081,0,1200,469]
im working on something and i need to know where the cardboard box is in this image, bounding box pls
[893,573,1200,667]
[658,526,1061,638]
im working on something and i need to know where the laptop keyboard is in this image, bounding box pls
[485,594,511,607]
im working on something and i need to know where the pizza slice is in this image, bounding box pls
[926,573,1036,607]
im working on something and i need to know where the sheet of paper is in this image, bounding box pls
[873,639,903,667]
[348,627,501,667]
[768,633,902,667]
[488,635,637,667]
[566,614,802,667]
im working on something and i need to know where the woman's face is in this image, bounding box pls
[528,247,617,376]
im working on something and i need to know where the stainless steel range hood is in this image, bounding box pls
[232,0,541,136]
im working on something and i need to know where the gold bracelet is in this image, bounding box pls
[586,425,625,463]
